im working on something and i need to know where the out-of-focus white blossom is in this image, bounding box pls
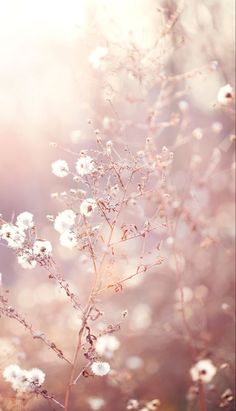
[54,209,76,233]
[91,361,110,376]
[87,397,106,410]
[59,231,77,248]
[0,224,25,249]
[3,364,45,393]
[89,47,108,69]
[175,287,193,303]
[190,359,217,383]
[16,212,34,230]
[217,84,233,105]
[80,198,97,217]
[76,155,96,176]
[51,160,69,177]
[95,335,120,357]
[33,240,52,258]
[17,251,37,269]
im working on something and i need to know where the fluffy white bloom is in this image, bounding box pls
[88,47,108,69]
[0,223,25,249]
[88,397,106,410]
[54,209,76,233]
[3,364,23,383]
[76,155,96,176]
[60,231,77,248]
[3,365,45,393]
[95,335,120,357]
[51,160,69,177]
[17,251,37,269]
[190,359,217,383]
[26,368,45,386]
[91,361,110,376]
[80,198,97,217]
[217,84,233,105]
[16,212,34,230]
[33,240,52,258]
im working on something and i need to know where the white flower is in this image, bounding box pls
[3,364,23,383]
[33,240,52,258]
[54,209,76,233]
[80,198,97,217]
[175,287,193,303]
[95,335,120,357]
[26,368,45,386]
[51,160,69,177]
[91,361,110,376]
[88,397,106,410]
[88,47,108,69]
[76,155,96,176]
[217,84,233,105]
[60,231,77,248]
[190,359,217,383]
[3,365,45,393]
[16,212,34,230]
[17,251,37,269]
[0,224,25,249]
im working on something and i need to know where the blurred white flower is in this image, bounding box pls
[54,209,76,233]
[33,240,52,258]
[91,361,110,376]
[0,224,25,249]
[80,198,97,217]
[190,359,217,383]
[95,335,120,357]
[16,212,34,230]
[17,251,37,269]
[89,47,108,69]
[51,160,69,177]
[217,84,233,105]
[126,356,143,370]
[3,364,22,383]
[76,155,96,176]
[60,231,77,248]
[26,368,45,386]
[88,397,106,410]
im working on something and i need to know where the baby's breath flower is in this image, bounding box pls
[80,198,97,217]
[51,160,69,177]
[217,84,233,105]
[76,155,96,176]
[190,359,217,383]
[33,240,52,258]
[16,212,34,230]
[59,231,77,248]
[3,364,22,383]
[54,209,76,233]
[91,361,110,376]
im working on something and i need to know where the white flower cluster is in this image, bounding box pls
[0,212,52,268]
[80,198,97,217]
[3,364,45,393]
[54,209,77,249]
[51,160,69,178]
[190,359,217,383]
[51,154,97,179]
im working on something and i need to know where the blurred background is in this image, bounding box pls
[0,0,235,410]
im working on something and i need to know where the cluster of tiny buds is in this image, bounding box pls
[126,398,160,410]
